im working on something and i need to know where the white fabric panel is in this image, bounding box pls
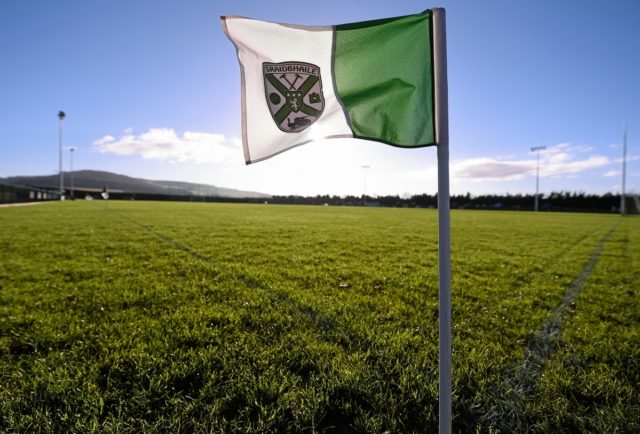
[222,17,352,164]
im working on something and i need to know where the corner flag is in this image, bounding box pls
[222,9,451,434]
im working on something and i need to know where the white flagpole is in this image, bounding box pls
[432,8,451,434]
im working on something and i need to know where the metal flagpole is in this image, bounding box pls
[433,8,451,434]
[621,121,627,215]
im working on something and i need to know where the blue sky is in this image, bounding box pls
[1,0,638,197]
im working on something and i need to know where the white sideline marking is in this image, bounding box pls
[0,201,53,208]
[481,222,620,430]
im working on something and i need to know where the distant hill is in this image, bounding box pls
[1,170,270,199]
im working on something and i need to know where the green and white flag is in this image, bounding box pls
[222,10,436,164]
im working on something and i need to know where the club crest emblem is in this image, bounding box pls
[263,62,324,133]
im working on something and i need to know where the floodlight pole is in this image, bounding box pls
[58,111,66,199]
[361,165,370,206]
[531,146,546,212]
[69,147,75,199]
[621,121,627,215]
[433,8,451,434]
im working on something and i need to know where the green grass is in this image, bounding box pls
[0,201,638,432]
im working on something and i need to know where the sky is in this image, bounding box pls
[1,0,639,197]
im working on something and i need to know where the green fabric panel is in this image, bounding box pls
[334,11,435,147]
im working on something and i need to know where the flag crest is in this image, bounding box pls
[263,62,325,133]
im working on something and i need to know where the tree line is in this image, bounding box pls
[269,191,635,213]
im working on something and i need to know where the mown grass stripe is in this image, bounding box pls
[108,207,342,337]
[111,208,221,266]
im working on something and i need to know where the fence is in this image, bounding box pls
[0,183,59,204]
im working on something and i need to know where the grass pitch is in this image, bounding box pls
[0,201,638,432]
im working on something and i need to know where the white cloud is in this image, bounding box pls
[453,157,534,181]
[540,155,610,176]
[603,169,621,177]
[93,128,241,164]
[620,154,640,163]
[93,135,115,146]
[452,143,612,182]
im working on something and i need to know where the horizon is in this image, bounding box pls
[1,0,639,197]
[3,169,634,200]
